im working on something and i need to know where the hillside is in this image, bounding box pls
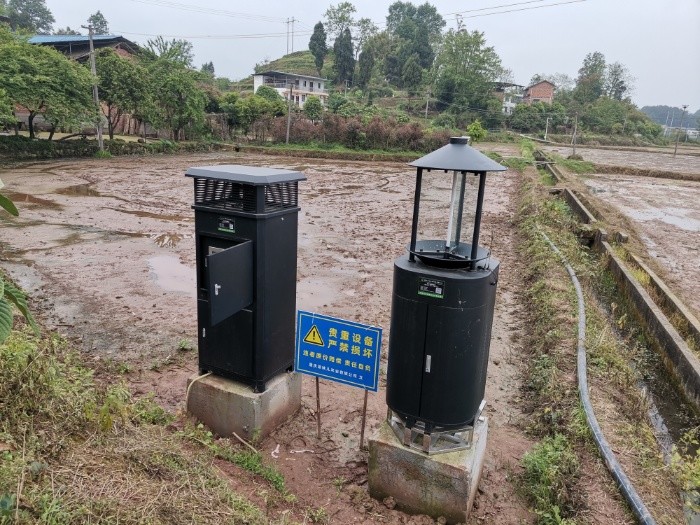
[234,51,337,90]
[641,105,700,128]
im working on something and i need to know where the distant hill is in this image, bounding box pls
[642,105,700,128]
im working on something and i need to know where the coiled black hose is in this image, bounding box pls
[540,230,656,525]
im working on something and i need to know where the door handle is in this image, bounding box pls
[214,284,221,296]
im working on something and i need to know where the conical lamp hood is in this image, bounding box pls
[410,136,507,172]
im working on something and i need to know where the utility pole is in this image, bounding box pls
[674,104,688,157]
[286,18,289,55]
[82,24,104,151]
[572,113,578,156]
[286,83,293,144]
[425,91,430,119]
[291,17,295,53]
[544,117,551,141]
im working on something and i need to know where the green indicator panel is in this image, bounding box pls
[217,217,235,233]
[418,277,445,299]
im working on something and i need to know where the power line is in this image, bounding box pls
[126,0,286,23]
[453,0,587,20]
[443,0,550,17]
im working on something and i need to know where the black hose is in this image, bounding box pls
[540,230,656,525]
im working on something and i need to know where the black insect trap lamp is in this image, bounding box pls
[386,136,506,454]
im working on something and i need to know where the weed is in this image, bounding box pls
[521,434,579,524]
[177,338,194,351]
[551,154,595,174]
[305,506,329,524]
[94,149,113,159]
[133,393,174,425]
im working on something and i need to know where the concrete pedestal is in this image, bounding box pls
[368,418,488,525]
[186,372,301,442]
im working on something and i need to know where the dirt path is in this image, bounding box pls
[0,152,533,522]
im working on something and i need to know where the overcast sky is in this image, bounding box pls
[45,0,699,112]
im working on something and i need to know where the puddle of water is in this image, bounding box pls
[154,233,184,248]
[626,208,700,231]
[56,184,101,197]
[4,191,62,209]
[147,256,195,296]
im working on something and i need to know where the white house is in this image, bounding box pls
[253,70,328,107]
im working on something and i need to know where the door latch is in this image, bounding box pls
[425,355,432,373]
[214,284,221,296]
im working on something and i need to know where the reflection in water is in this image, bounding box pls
[147,256,195,296]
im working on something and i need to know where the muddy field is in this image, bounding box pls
[543,144,700,175]
[0,150,535,523]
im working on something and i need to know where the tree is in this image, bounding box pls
[574,51,606,104]
[401,53,423,93]
[143,36,194,67]
[201,61,215,77]
[324,1,356,40]
[355,47,375,89]
[303,96,323,122]
[0,34,93,138]
[255,85,286,116]
[87,10,109,34]
[354,17,377,58]
[0,87,13,126]
[5,0,54,33]
[147,65,206,140]
[54,26,81,35]
[432,29,503,113]
[604,61,633,101]
[308,22,328,76]
[466,119,486,142]
[95,49,148,139]
[333,27,354,85]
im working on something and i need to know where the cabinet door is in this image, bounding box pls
[206,240,253,326]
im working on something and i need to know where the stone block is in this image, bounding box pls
[369,418,488,524]
[187,372,301,441]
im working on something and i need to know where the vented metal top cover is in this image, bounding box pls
[186,165,306,185]
[410,137,506,173]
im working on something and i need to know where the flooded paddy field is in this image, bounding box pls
[0,151,535,523]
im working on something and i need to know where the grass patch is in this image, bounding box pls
[0,331,273,524]
[521,434,579,524]
[551,154,595,174]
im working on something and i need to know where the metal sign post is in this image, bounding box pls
[295,310,382,448]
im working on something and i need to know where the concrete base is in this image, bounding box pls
[369,417,488,525]
[186,372,301,442]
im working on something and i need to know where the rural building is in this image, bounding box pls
[493,82,524,115]
[522,80,555,105]
[28,34,139,60]
[253,71,328,107]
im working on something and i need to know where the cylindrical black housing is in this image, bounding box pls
[386,248,499,430]
[186,165,305,392]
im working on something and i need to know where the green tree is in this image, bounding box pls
[87,10,109,34]
[604,61,633,101]
[143,36,194,67]
[5,0,54,33]
[0,34,93,138]
[95,49,148,139]
[303,95,323,122]
[355,47,375,89]
[309,22,328,76]
[386,1,444,43]
[466,119,486,142]
[333,27,354,85]
[201,61,215,77]
[53,26,81,35]
[324,1,356,40]
[574,51,606,104]
[432,29,502,113]
[354,17,377,58]
[255,85,286,116]
[0,88,13,128]
[401,53,423,93]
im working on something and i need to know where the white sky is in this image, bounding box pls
[45,0,700,112]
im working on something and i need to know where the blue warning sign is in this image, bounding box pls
[295,310,382,392]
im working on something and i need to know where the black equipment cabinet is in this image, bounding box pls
[186,165,306,392]
[385,137,507,436]
[387,252,499,430]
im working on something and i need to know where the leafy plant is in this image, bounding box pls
[0,179,39,343]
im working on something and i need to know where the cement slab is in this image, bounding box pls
[368,418,488,525]
[186,372,302,441]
